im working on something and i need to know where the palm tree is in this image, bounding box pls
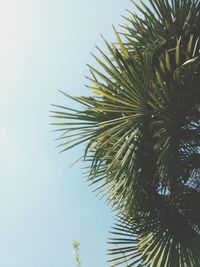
[51,0,200,266]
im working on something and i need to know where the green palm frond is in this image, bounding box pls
[108,197,200,267]
[51,31,200,215]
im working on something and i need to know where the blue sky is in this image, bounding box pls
[0,1,137,266]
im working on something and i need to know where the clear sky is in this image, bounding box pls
[0,1,137,266]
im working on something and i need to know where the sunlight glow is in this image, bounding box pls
[0,0,31,76]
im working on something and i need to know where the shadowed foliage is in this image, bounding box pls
[52,0,200,266]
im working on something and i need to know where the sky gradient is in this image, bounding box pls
[0,1,137,266]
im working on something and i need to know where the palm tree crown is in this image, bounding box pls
[52,0,200,266]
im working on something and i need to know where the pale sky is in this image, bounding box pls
[0,1,137,266]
